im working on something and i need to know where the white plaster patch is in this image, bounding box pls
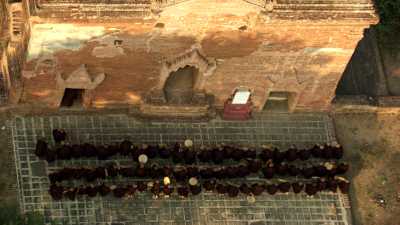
[89,33,126,58]
[89,33,120,46]
[303,48,353,55]
[27,24,106,61]
[146,29,162,53]
[92,46,125,58]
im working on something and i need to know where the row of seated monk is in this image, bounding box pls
[46,129,351,200]
[36,129,344,164]
[48,160,349,184]
[49,176,350,201]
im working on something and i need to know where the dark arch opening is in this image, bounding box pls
[60,88,84,107]
[163,65,199,104]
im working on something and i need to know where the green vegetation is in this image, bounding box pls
[0,203,45,225]
[375,0,400,53]
[376,0,400,26]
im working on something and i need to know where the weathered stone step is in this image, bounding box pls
[39,3,152,8]
[37,11,151,18]
[272,10,377,20]
[274,3,374,11]
[37,2,152,18]
[40,0,150,3]
[277,0,373,4]
[38,7,152,12]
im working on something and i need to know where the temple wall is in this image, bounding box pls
[27,0,377,20]
[0,1,9,105]
[20,20,367,111]
[15,0,377,112]
[0,1,31,105]
[0,1,8,32]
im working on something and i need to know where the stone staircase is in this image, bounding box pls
[9,3,24,41]
[40,0,149,2]
[35,0,376,20]
[36,0,153,19]
[153,0,192,8]
[271,0,377,20]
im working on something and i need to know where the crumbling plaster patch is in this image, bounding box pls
[202,38,355,110]
[155,0,261,39]
[92,46,125,58]
[88,31,126,58]
[146,27,163,53]
[27,24,106,62]
[28,54,58,79]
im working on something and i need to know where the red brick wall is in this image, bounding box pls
[0,1,8,35]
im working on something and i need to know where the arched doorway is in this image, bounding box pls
[60,88,84,107]
[163,65,199,104]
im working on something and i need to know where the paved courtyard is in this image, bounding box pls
[11,112,352,225]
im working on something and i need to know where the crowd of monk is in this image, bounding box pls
[37,129,350,200]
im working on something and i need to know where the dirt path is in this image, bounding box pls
[333,109,400,225]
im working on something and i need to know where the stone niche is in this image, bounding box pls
[163,65,199,105]
[55,64,105,108]
[140,45,217,119]
[262,91,298,112]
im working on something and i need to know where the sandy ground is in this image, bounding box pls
[333,108,400,225]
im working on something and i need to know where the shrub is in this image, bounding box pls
[374,0,400,53]
[0,203,45,225]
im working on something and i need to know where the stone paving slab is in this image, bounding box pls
[10,112,351,225]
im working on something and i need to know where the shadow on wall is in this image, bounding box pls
[335,27,389,98]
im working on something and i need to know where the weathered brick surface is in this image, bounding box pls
[34,0,192,19]
[16,0,375,113]
[0,2,7,35]
[0,2,31,105]
[21,21,368,112]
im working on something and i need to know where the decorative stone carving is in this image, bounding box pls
[157,44,216,91]
[56,64,105,90]
[55,64,105,107]
[139,45,216,118]
[9,3,24,42]
[265,0,275,12]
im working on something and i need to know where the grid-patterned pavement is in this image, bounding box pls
[11,113,352,225]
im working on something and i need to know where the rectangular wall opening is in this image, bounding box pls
[263,91,294,112]
[60,88,84,107]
